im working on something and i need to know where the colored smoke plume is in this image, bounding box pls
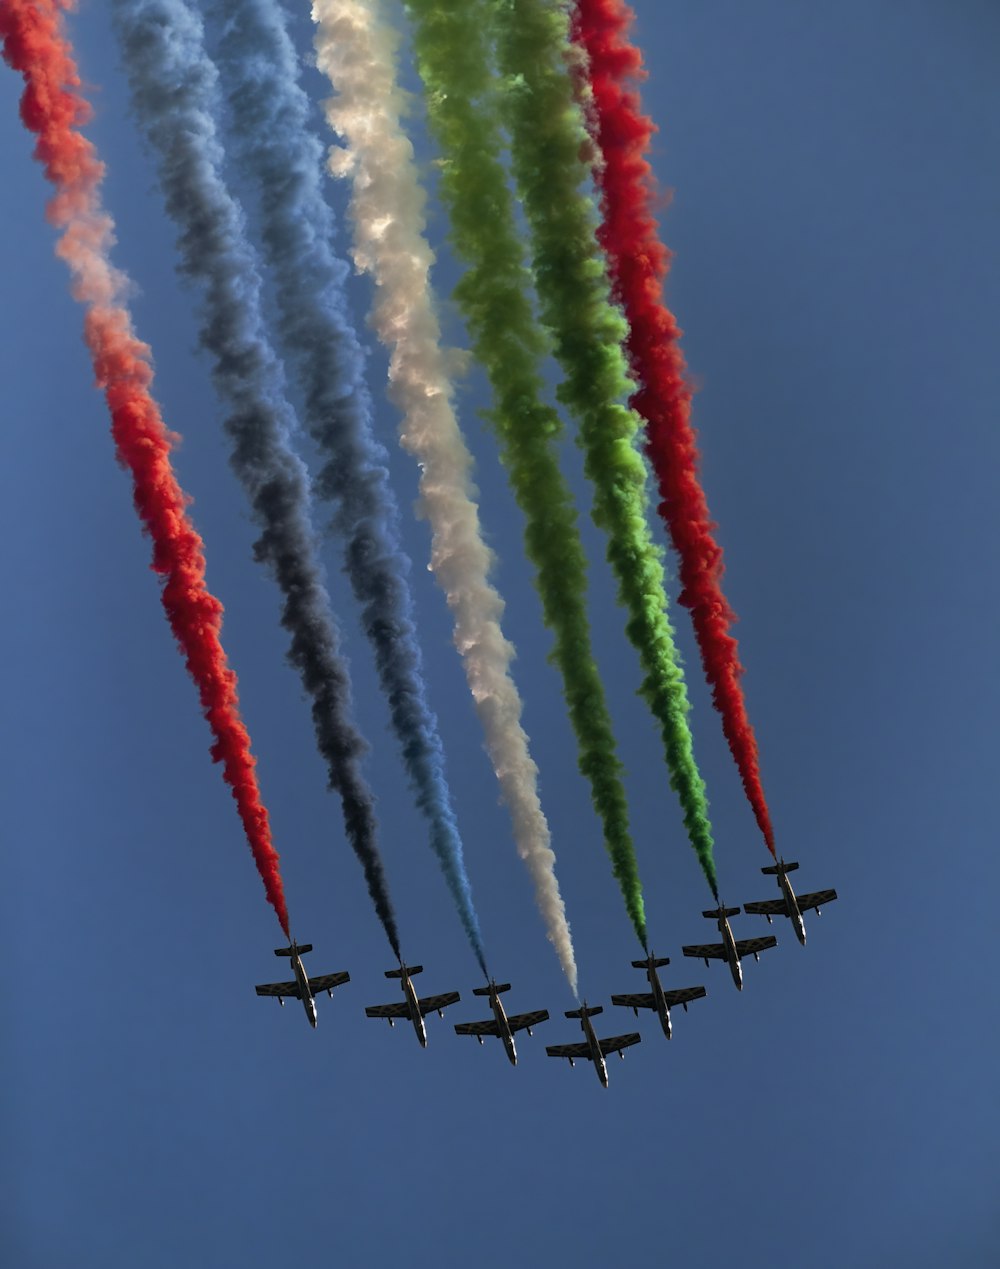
[208,0,486,974]
[491,0,719,896]
[313,0,577,989]
[112,0,402,956]
[404,0,649,948]
[1,0,291,933]
[571,0,774,853]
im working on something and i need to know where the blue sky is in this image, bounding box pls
[2,2,998,1265]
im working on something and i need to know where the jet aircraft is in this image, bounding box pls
[611,954,706,1040]
[453,979,549,1065]
[254,940,350,1029]
[365,962,460,1047]
[545,1002,640,1088]
[682,904,777,990]
[743,859,838,945]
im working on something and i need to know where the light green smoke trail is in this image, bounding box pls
[489,0,719,896]
[403,0,648,948]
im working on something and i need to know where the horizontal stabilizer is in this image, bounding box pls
[632,957,670,969]
[762,861,798,875]
[703,906,741,919]
[385,964,422,979]
[274,943,313,957]
[565,1004,603,1019]
[472,982,511,996]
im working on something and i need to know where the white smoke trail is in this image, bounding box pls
[311,0,577,992]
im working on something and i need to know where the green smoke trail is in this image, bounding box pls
[403,0,647,948]
[489,0,719,897]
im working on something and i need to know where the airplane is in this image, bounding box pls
[611,953,707,1040]
[453,979,549,1065]
[254,940,350,1029]
[682,904,777,990]
[545,1002,640,1088]
[364,962,460,1048]
[743,859,838,946]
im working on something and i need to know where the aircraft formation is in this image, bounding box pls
[255,859,838,1087]
[5,0,836,1060]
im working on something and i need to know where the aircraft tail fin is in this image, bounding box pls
[473,982,511,996]
[385,964,423,979]
[703,906,741,919]
[565,1004,603,1019]
[632,957,670,969]
[274,943,313,957]
[762,861,798,875]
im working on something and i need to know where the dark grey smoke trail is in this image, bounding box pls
[207,0,487,975]
[112,0,401,957]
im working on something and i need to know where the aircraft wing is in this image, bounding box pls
[545,1042,590,1060]
[611,992,655,1011]
[743,898,788,917]
[255,979,301,998]
[662,985,707,1008]
[454,1018,501,1037]
[507,1010,549,1034]
[418,992,460,1017]
[307,972,350,994]
[682,943,728,961]
[735,936,778,959]
[797,889,838,912]
[365,1001,410,1019]
[599,1032,641,1056]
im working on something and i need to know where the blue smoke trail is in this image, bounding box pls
[206,0,487,975]
[111,0,403,958]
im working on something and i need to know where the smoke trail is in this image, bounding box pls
[0,0,291,935]
[311,0,577,990]
[403,0,648,949]
[570,0,775,855]
[110,0,402,956]
[490,0,719,897]
[571,4,771,852]
[206,0,486,976]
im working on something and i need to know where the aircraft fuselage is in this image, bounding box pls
[646,965,673,1039]
[291,948,318,1028]
[777,869,807,945]
[718,916,744,990]
[580,1011,609,1088]
[403,971,428,1047]
[488,991,518,1066]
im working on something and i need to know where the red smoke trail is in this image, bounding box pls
[1,0,292,929]
[571,0,776,854]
